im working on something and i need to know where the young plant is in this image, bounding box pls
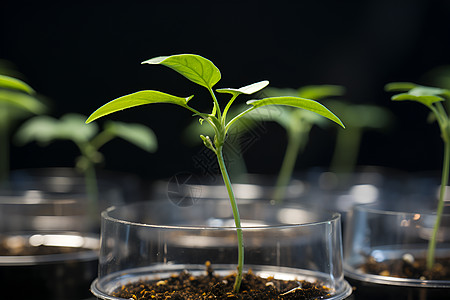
[15,113,157,224]
[246,85,346,202]
[85,54,345,293]
[385,82,450,270]
[0,73,46,184]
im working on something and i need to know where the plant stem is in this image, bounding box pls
[427,138,450,269]
[273,122,310,203]
[216,145,244,293]
[329,126,362,174]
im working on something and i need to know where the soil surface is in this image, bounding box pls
[359,255,450,280]
[112,262,333,299]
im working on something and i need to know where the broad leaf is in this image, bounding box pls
[142,54,221,89]
[216,80,270,96]
[104,121,158,152]
[384,82,417,92]
[15,114,98,145]
[86,90,193,123]
[247,96,345,128]
[0,74,35,94]
[0,90,46,114]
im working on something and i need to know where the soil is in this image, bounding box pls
[112,262,333,299]
[359,255,450,280]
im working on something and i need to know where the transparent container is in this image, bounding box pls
[344,201,450,299]
[91,199,352,299]
[0,169,117,299]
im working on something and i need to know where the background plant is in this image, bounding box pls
[325,100,393,175]
[385,82,450,270]
[0,65,46,184]
[246,85,345,202]
[86,54,345,293]
[15,113,157,225]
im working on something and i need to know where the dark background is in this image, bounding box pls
[2,1,450,182]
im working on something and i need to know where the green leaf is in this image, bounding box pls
[0,89,46,114]
[86,90,193,123]
[104,121,158,153]
[247,96,345,128]
[15,114,98,145]
[216,80,270,96]
[0,74,35,94]
[297,85,345,100]
[391,93,444,107]
[384,82,417,92]
[142,54,221,89]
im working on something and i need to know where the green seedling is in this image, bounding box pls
[385,82,450,270]
[0,72,46,184]
[86,54,345,293]
[15,113,157,225]
[248,85,346,202]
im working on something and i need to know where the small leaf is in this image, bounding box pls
[0,90,46,114]
[409,86,447,97]
[216,80,270,96]
[86,90,193,123]
[0,74,35,94]
[247,96,345,128]
[142,54,221,89]
[392,93,444,107]
[384,82,417,92]
[104,121,158,153]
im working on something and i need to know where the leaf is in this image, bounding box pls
[391,93,444,107]
[15,114,98,145]
[142,54,221,89]
[297,85,345,100]
[216,80,270,96]
[104,121,158,153]
[86,90,193,123]
[384,82,417,92]
[247,96,345,128]
[0,74,35,94]
[0,89,46,114]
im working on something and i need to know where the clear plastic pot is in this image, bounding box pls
[91,199,352,299]
[344,201,450,299]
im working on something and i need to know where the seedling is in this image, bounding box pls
[385,82,450,270]
[246,85,345,202]
[15,113,157,225]
[0,72,46,184]
[86,54,344,293]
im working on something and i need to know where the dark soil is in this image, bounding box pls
[359,255,450,280]
[112,262,333,299]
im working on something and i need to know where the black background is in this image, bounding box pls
[2,1,450,182]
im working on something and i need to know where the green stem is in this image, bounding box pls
[329,126,362,174]
[90,130,114,150]
[426,138,450,269]
[216,145,244,293]
[209,88,222,120]
[273,124,310,203]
